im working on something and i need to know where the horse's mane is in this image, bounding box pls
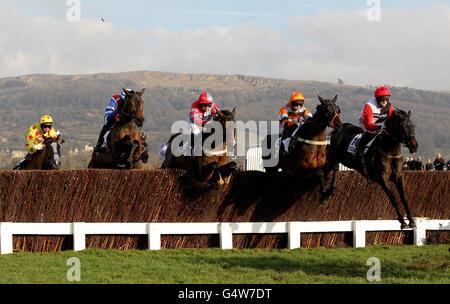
[393,109,408,118]
[219,109,234,116]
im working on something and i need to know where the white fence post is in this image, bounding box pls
[352,221,366,248]
[288,222,301,249]
[0,222,13,254]
[414,218,427,246]
[148,223,161,250]
[220,223,233,249]
[72,222,85,251]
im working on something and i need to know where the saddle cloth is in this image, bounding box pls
[347,133,363,155]
[347,132,378,155]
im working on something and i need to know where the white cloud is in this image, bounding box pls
[0,3,449,90]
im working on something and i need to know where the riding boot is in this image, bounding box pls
[355,133,371,179]
[190,133,202,159]
[94,121,114,152]
[14,153,33,170]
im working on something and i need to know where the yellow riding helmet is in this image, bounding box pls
[290,92,305,103]
[40,115,53,124]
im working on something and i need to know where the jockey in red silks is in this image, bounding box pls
[355,86,395,170]
[186,91,219,157]
[359,86,394,133]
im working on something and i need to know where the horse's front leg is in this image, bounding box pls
[125,140,139,169]
[317,165,339,205]
[378,175,409,229]
[218,161,237,184]
[316,167,327,195]
[391,173,415,228]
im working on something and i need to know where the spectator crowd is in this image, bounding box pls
[403,153,449,171]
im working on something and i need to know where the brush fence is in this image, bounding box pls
[1,219,448,254]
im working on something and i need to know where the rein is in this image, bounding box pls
[330,112,339,129]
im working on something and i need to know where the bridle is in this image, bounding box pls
[45,140,61,168]
[328,102,340,129]
[120,94,142,126]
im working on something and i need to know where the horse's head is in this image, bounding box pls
[43,134,65,169]
[215,108,236,147]
[120,88,145,127]
[384,110,418,153]
[317,95,342,131]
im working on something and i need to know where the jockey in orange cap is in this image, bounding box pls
[277,92,312,153]
[14,115,58,169]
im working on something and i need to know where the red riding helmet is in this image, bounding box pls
[374,86,391,98]
[198,91,213,104]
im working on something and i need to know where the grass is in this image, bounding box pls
[0,245,448,284]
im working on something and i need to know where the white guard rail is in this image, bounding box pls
[0,219,448,254]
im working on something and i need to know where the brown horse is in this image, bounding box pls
[161,109,237,184]
[321,109,418,229]
[263,95,342,195]
[14,135,65,170]
[88,88,146,169]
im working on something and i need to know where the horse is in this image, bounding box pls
[262,95,342,195]
[14,134,65,170]
[88,88,146,169]
[320,109,419,229]
[161,109,237,184]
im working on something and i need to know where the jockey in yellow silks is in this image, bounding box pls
[25,115,57,153]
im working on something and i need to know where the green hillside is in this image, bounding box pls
[0,71,448,168]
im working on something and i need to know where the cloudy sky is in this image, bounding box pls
[1,0,450,90]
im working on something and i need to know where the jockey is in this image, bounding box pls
[279,92,312,139]
[277,92,312,154]
[278,92,312,138]
[25,115,57,153]
[359,86,394,133]
[94,89,128,152]
[356,86,395,171]
[186,91,219,157]
[14,115,57,169]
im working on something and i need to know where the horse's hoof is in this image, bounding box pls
[224,175,232,184]
[408,221,416,229]
[400,222,409,230]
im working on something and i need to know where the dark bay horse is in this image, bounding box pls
[263,95,342,196]
[321,109,418,229]
[88,88,146,169]
[161,109,237,184]
[14,135,65,170]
